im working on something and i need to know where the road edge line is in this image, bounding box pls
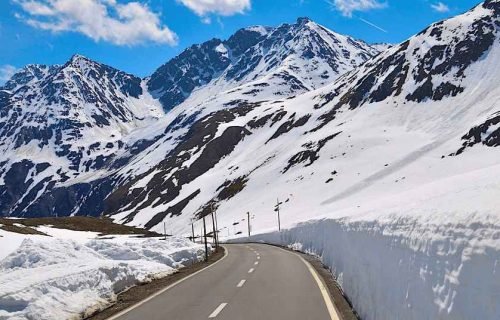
[272,245,341,320]
[106,246,229,320]
[297,254,341,320]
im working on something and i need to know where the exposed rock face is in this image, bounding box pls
[454,111,500,155]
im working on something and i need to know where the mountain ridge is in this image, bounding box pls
[0,17,380,218]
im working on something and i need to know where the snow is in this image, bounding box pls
[215,43,228,55]
[0,229,206,320]
[244,26,271,35]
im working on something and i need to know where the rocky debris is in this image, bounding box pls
[283,132,341,173]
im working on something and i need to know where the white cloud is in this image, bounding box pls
[0,65,17,85]
[13,0,178,46]
[329,0,387,17]
[178,0,251,17]
[431,2,450,13]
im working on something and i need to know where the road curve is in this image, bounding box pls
[109,243,339,320]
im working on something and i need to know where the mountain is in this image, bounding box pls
[147,17,379,111]
[104,0,500,234]
[0,54,164,216]
[1,1,499,228]
[0,18,379,217]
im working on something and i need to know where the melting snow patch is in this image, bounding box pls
[0,234,205,320]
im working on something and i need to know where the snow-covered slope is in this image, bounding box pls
[107,0,500,232]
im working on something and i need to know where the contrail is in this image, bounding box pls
[358,17,388,33]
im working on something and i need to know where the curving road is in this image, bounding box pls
[109,243,339,320]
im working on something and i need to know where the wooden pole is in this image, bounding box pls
[203,216,208,262]
[191,222,195,242]
[247,212,251,237]
[211,211,217,250]
[214,209,219,245]
[276,198,281,231]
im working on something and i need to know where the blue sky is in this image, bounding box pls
[0,0,483,83]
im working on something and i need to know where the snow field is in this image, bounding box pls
[0,230,206,320]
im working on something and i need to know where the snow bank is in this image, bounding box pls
[238,165,500,320]
[0,234,205,320]
[248,216,499,320]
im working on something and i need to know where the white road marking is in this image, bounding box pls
[257,256,261,260]
[275,246,340,320]
[208,303,228,318]
[254,261,259,265]
[302,260,339,320]
[248,268,254,273]
[237,279,246,288]
[106,246,229,320]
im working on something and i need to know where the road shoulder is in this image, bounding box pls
[298,251,360,320]
[257,243,360,320]
[85,247,226,320]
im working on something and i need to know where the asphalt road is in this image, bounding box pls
[110,243,339,320]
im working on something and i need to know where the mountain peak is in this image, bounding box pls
[148,17,380,111]
[65,54,97,69]
[296,17,312,24]
[2,64,57,91]
[70,53,90,61]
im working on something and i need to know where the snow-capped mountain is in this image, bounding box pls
[148,17,379,111]
[0,54,164,216]
[0,18,379,217]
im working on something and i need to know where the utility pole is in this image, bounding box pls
[214,207,219,244]
[191,220,195,242]
[274,198,282,231]
[211,210,218,251]
[203,216,208,262]
[247,211,251,237]
[163,222,167,240]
